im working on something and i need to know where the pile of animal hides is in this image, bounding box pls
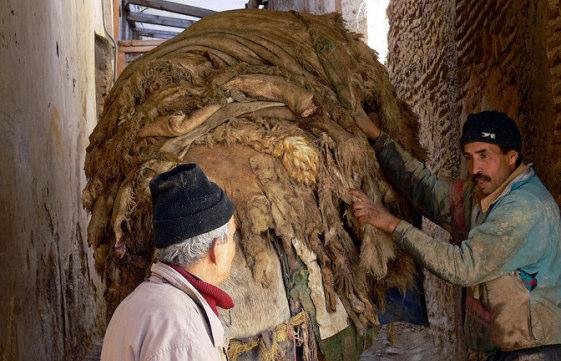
[83,9,426,360]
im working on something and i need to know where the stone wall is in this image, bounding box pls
[0,1,113,360]
[453,0,559,197]
[387,0,561,359]
[269,0,337,14]
[545,0,561,205]
[386,1,465,359]
[268,0,368,39]
[389,0,561,211]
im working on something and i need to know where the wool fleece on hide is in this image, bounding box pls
[83,9,426,360]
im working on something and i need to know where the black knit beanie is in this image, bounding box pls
[149,163,234,249]
[460,111,522,153]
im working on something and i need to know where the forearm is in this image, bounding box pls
[393,221,483,286]
[373,133,452,227]
[393,194,539,287]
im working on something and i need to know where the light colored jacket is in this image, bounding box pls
[373,132,561,351]
[101,262,227,361]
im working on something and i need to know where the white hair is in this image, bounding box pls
[157,222,229,266]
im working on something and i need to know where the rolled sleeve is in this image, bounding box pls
[391,197,540,287]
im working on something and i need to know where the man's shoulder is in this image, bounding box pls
[509,172,557,209]
[107,279,203,333]
[104,280,212,344]
[101,280,215,361]
[490,174,560,228]
[121,279,201,314]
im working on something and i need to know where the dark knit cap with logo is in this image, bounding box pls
[460,111,522,153]
[149,163,234,249]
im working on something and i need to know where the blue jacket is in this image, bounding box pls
[373,132,561,351]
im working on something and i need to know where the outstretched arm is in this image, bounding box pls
[350,191,540,286]
[353,109,454,228]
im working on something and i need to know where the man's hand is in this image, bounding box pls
[350,189,401,234]
[352,104,381,140]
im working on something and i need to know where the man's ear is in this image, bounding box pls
[208,238,219,264]
[507,150,519,168]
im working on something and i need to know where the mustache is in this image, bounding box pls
[472,173,491,183]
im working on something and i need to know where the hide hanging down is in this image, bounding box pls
[83,9,426,360]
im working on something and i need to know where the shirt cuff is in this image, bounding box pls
[392,220,414,248]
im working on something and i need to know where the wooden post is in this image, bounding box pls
[120,0,130,40]
[113,0,120,40]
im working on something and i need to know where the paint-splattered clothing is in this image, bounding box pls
[373,132,561,352]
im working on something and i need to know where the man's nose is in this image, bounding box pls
[469,159,481,175]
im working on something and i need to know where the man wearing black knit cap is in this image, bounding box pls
[101,163,236,361]
[351,111,561,359]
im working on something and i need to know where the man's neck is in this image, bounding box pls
[478,163,528,212]
[166,263,234,315]
[184,261,219,286]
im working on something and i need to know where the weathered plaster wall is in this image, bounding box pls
[388,0,561,213]
[545,0,561,205]
[387,0,561,359]
[269,0,338,14]
[340,0,368,38]
[453,0,560,205]
[268,0,368,39]
[386,2,465,359]
[0,1,113,360]
[95,35,115,119]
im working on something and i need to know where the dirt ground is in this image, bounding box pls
[86,323,440,360]
[361,323,439,361]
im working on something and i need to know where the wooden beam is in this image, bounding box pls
[125,0,215,18]
[127,11,193,28]
[119,39,165,47]
[119,45,159,53]
[132,28,180,39]
[117,39,164,74]
[118,41,163,54]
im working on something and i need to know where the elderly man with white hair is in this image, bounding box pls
[101,163,236,361]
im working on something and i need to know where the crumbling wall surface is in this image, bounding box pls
[386,1,465,360]
[339,0,368,39]
[95,35,115,121]
[269,0,337,14]
[0,1,107,360]
[387,1,462,175]
[454,0,560,203]
[268,0,368,38]
[542,0,561,204]
[388,0,561,359]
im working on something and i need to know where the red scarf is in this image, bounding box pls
[168,263,234,315]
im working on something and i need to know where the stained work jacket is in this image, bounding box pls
[100,262,227,361]
[373,132,561,351]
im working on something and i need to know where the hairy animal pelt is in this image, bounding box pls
[83,9,425,359]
